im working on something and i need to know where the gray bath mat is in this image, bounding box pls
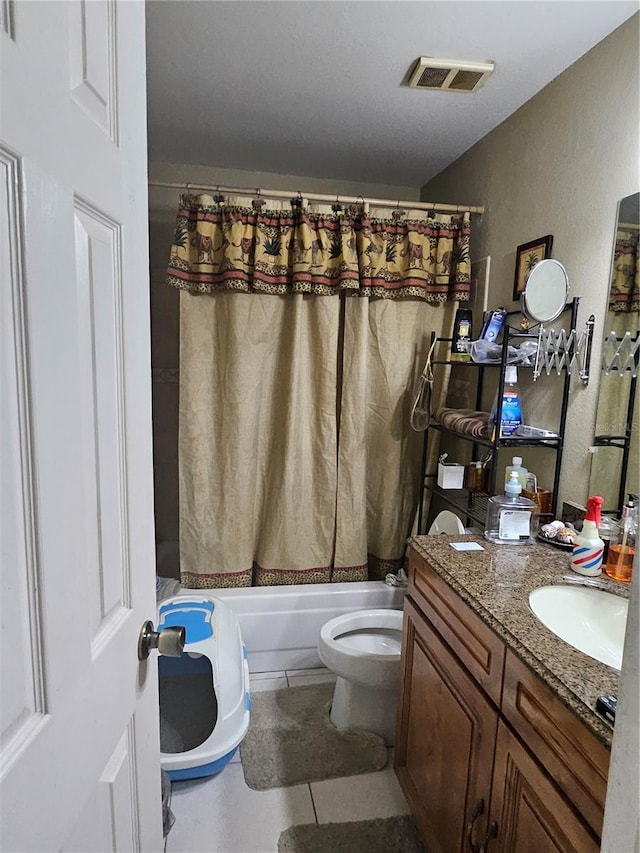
[277,815,427,853]
[239,682,387,790]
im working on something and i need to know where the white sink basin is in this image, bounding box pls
[528,585,628,670]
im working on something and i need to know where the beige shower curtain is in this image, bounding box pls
[179,291,452,587]
[169,194,471,587]
[333,298,443,581]
[179,292,341,588]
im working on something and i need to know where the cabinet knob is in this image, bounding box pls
[466,799,485,853]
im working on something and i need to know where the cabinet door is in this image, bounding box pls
[501,650,609,836]
[395,597,498,853]
[487,721,599,853]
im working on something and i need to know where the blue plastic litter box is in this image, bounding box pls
[158,594,250,781]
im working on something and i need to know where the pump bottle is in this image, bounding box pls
[604,500,636,583]
[484,471,536,545]
[571,496,605,576]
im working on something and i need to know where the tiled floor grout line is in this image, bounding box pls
[309,783,319,823]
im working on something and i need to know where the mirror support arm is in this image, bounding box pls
[579,314,595,384]
[531,303,594,383]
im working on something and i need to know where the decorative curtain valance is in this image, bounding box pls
[609,228,639,313]
[166,194,471,302]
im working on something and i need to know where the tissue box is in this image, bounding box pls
[437,462,465,489]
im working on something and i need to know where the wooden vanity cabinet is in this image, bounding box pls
[489,722,599,853]
[396,596,498,853]
[395,547,607,853]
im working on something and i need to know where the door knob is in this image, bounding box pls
[138,620,186,661]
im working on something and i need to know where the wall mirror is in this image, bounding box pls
[589,191,639,514]
[521,259,569,324]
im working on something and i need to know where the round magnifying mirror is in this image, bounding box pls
[521,259,569,324]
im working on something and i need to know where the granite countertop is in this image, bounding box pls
[408,533,631,748]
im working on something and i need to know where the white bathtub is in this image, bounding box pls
[178,580,406,673]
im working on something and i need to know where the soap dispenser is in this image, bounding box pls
[484,471,536,545]
[571,496,605,576]
[604,500,637,583]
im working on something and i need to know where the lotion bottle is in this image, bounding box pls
[571,496,605,576]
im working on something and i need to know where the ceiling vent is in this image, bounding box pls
[408,57,495,93]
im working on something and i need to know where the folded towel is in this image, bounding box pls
[434,407,491,438]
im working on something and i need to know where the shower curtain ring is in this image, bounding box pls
[392,200,406,221]
[354,195,367,214]
[252,188,266,210]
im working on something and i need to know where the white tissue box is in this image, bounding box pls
[437,462,465,489]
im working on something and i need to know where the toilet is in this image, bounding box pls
[318,608,404,745]
[428,509,465,535]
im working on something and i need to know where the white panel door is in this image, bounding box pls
[0,2,162,850]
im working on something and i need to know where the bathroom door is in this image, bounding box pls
[1,2,162,850]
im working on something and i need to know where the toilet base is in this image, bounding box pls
[329,676,398,745]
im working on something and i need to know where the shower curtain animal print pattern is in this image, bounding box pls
[166,194,471,301]
[167,195,470,587]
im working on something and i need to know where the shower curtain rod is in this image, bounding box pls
[148,179,484,215]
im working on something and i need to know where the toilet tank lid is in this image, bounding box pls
[158,598,214,644]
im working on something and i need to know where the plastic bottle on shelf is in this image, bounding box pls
[480,308,507,342]
[484,471,537,545]
[490,366,523,439]
[451,307,473,362]
[571,496,605,576]
[505,456,528,489]
[604,501,637,583]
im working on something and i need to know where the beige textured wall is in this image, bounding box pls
[421,15,640,511]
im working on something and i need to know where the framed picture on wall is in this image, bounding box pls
[513,235,553,300]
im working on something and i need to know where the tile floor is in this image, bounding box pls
[166,667,410,853]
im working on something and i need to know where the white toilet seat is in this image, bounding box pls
[319,608,403,688]
[321,609,402,653]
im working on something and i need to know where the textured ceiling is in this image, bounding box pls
[145,1,638,188]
